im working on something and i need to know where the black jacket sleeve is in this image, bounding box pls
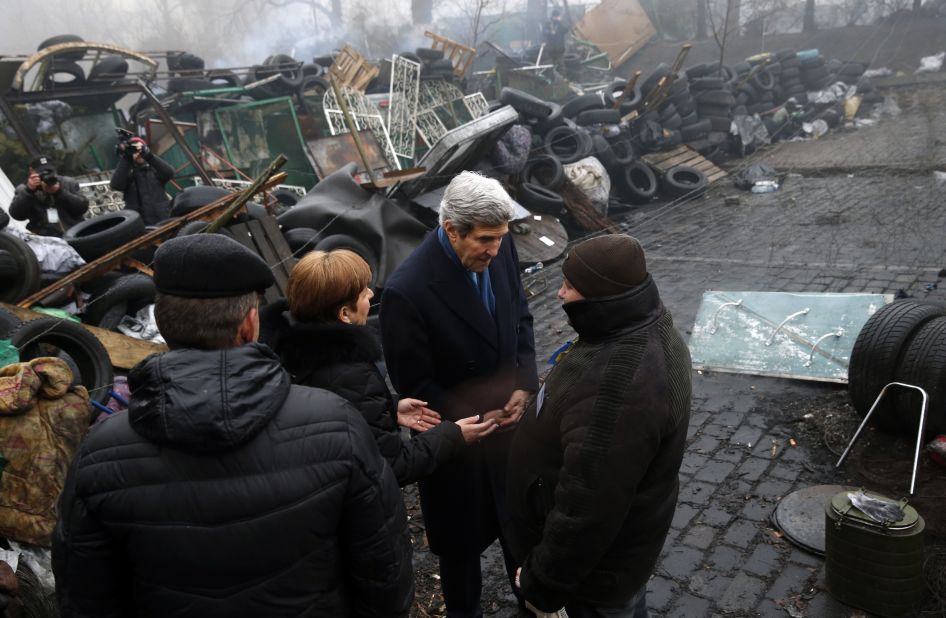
[509,237,539,392]
[341,409,415,617]
[145,152,175,184]
[331,361,465,487]
[53,457,133,618]
[0,208,8,230]
[55,178,89,219]
[9,185,37,221]
[108,155,134,193]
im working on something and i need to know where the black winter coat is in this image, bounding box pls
[380,230,538,556]
[109,153,174,225]
[505,276,692,612]
[52,343,414,618]
[9,176,88,237]
[259,302,466,487]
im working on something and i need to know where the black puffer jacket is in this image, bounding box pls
[260,302,466,487]
[52,343,413,618]
[9,176,88,237]
[109,152,174,225]
[505,276,692,611]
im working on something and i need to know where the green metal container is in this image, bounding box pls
[824,490,925,618]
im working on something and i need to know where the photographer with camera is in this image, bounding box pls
[109,132,175,226]
[10,155,89,237]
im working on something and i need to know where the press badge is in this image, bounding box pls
[47,208,59,223]
[535,383,546,417]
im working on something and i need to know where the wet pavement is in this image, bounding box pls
[409,81,946,618]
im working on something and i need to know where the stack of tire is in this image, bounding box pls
[36,34,87,91]
[685,63,735,155]
[799,50,834,92]
[848,300,946,438]
[774,50,807,105]
[403,48,457,82]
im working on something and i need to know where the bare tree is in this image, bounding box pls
[697,0,708,38]
[803,0,816,31]
[413,0,433,24]
[447,0,509,48]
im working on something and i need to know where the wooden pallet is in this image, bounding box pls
[328,45,380,92]
[229,217,295,304]
[424,31,477,78]
[641,145,728,184]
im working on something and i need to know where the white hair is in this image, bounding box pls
[439,171,515,235]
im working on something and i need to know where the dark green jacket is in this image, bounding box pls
[505,276,692,611]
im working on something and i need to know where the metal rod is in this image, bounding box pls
[804,329,844,367]
[835,382,928,495]
[709,299,742,335]
[765,307,811,346]
[205,154,287,233]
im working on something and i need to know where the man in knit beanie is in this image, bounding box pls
[505,233,692,617]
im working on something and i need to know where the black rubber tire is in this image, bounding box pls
[561,93,606,119]
[802,65,829,81]
[87,56,129,82]
[674,97,696,118]
[543,125,591,164]
[271,188,300,207]
[680,118,712,141]
[799,55,825,68]
[894,316,946,437]
[662,113,683,131]
[658,102,677,121]
[640,63,670,96]
[576,108,620,126]
[313,235,380,287]
[299,75,330,99]
[519,182,565,215]
[751,68,776,91]
[661,165,707,198]
[775,49,797,61]
[848,300,946,431]
[415,47,444,61]
[609,138,636,167]
[732,62,752,75]
[262,54,304,88]
[668,77,690,96]
[499,87,554,120]
[689,77,726,91]
[590,134,619,169]
[300,63,324,79]
[169,185,232,217]
[64,210,146,262]
[37,34,85,60]
[666,89,692,111]
[694,89,736,106]
[618,85,643,114]
[84,274,156,330]
[44,60,85,89]
[283,227,322,256]
[617,162,657,204]
[169,52,206,72]
[0,307,20,339]
[533,102,565,135]
[0,232,41,303]
[521,155,565,190]
[747,103,772,115]
[313,54,335,68]
[207,69,241,88]
[0,250,16,278]
[685,63,713,79]
[781,66,801,80]
[679,110,699,126]
[11,317,114,405]
[709,116,732,132]
[697,103,732,119]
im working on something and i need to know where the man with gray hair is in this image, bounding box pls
[381,171,539,617]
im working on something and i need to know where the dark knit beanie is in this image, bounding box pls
[561,234,647,298]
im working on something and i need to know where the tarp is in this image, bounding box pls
[574,0,656,68]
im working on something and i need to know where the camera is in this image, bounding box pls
[115,128,139,157]
[38,168,58,186]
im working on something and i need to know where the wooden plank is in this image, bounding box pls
[643,146,688,165]
[656,152,701,169]
[246,220,286,303]
[2,303,166,370]
[259,217,296,279]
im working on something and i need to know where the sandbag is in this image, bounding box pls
[563,156,611,215]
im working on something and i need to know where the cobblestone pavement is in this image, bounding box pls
[409,83,946,617]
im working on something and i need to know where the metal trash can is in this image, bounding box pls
[824,489,925,617]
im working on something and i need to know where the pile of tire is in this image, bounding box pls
[685,62,735,155]
[848,300,946,438]
[399,47,457,82]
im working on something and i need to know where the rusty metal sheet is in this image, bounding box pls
[689,291,893,383]
[574,0,656,69]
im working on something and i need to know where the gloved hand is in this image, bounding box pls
[134,141,151,158]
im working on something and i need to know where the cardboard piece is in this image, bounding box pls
[574,0,656,69]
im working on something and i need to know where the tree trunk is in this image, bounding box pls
[726,0,741,38]
[412,0,433,24]
[803,0,816,32]
[697,0,707,39]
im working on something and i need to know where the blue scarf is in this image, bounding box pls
[437,226,496,316]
